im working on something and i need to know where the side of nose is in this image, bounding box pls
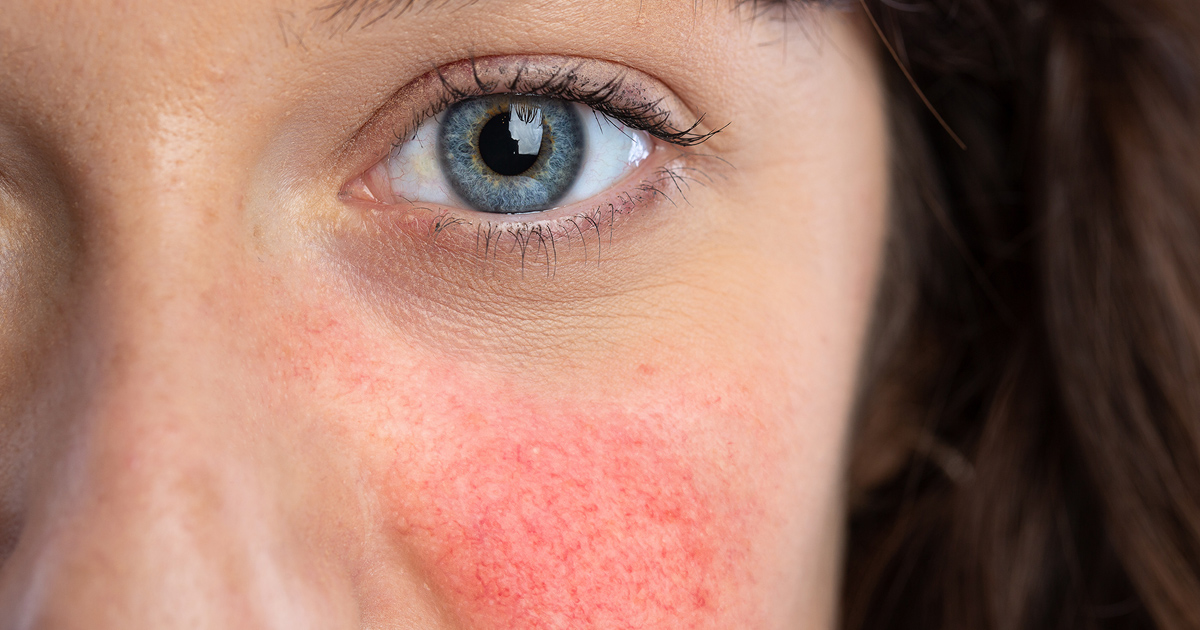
[0,196,364,629]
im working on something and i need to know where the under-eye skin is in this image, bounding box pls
[339,56,724,261]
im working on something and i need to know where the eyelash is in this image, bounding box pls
[352,58,727,274]
[428,164,707,276]
[397,60,724,151]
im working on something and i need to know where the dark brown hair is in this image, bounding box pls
[844,0,1200,628]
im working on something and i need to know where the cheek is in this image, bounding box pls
[270,300,793,630]
[386,401,767,629]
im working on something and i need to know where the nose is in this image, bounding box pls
[0,179,364,628]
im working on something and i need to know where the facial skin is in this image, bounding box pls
[0,1,886,628]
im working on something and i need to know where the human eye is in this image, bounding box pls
[357,95,653,215]
[339,56,719,261]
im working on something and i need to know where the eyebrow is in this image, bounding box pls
[317,0,821,31]
[317,0,477,30]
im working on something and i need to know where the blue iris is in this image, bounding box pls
[439,95,585,214]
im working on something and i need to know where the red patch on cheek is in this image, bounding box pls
[270,305,777,627]
[389,409,764,629]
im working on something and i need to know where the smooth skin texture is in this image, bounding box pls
[0,1,887,628]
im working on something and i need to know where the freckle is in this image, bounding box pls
[636,363,657,377]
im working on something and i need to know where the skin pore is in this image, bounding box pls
[0,1,886,628]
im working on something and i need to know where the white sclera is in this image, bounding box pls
[386,113,456,206]
[385,103,652,212]
[560,103,652,204]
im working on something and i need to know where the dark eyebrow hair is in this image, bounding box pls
[316,0,479,30]
[317,0,829,32]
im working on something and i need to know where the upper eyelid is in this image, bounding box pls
[415,58,712,142]
[397,59,722,150]
[334,55,723,184]
[449,73,715,147]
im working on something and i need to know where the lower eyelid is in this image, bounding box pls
[345,148,694,272]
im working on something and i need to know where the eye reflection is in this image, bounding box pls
[478,103,543,176]
[368,95,653,215]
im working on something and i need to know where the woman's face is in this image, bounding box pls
[0,1,886,627]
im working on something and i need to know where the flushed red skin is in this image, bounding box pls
[280,291,788,629]
[389,406,766,629]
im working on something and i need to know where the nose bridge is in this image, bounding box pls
[61,108,256,501]
[62,81,262,459]
[0,132,348,628]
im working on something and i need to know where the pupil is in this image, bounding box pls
[478,112,540,176]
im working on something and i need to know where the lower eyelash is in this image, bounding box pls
[412,156,723,276]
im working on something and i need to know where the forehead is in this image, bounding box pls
[0,0,777,68]
[0,0,798,172]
